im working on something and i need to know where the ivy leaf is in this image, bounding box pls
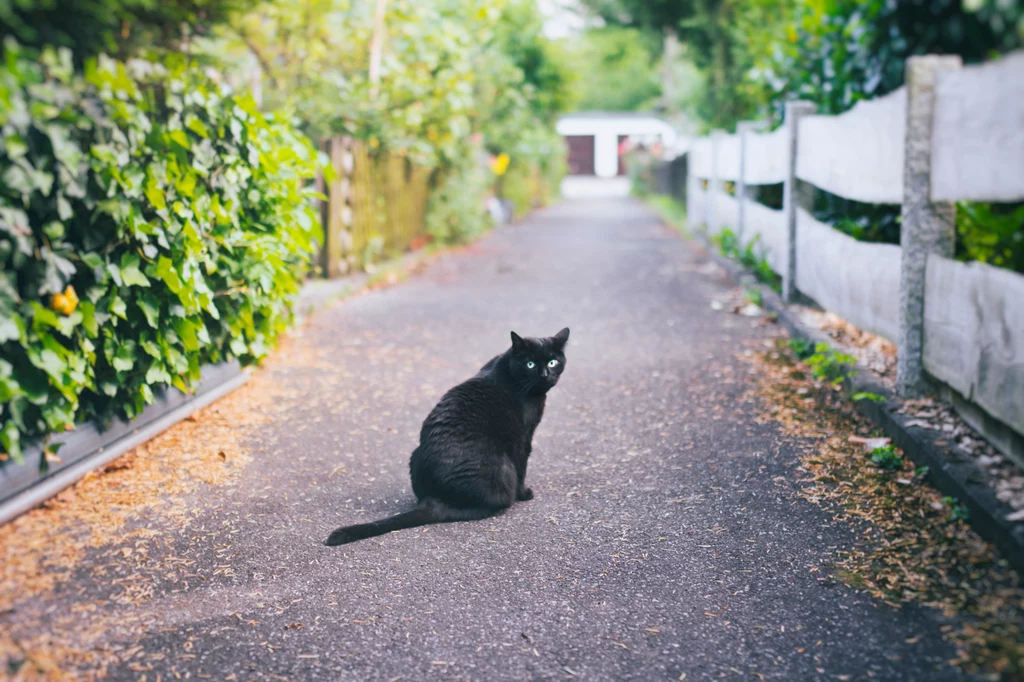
[121,264,151,287]
[144,172,167,211]
[79,301,98,336]
[185,115,209,138]
[175,318,199,352]
[138,294,160,328]
[0,312,21,342]
[153,256,182,293]
[109,295,127,319]
[169,129,190,148]
[81,252,104,269]
[1,421,22,464]
[112,345,135,372]
[57,195,74,221]
[145,363,171,385]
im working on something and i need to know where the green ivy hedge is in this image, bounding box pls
[0,40,320,463]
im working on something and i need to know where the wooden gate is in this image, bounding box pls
[565,135,595,175]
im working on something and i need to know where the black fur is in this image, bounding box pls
[324,328,569,546]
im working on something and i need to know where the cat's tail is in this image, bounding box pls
[322,498,495,546]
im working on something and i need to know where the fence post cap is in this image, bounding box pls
[784,100,816,116]
[905,54,963,71]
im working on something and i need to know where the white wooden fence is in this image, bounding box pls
[685,51,1024,464]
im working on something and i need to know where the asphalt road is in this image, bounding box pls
[17,198,969,681]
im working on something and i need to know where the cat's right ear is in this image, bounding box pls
[510,331,525,351]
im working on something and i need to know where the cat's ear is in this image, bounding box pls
[552,327,570,350]
[510,331,526,351]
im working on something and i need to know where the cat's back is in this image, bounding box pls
[422,375,519,439]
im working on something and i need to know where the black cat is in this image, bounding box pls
[323,328,569,546]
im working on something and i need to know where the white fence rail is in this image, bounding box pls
[682,50,1024,466]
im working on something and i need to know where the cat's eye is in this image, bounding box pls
[526,361,535,369]
[547,359,559,368]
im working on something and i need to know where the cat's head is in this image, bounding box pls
[508,328,569,394]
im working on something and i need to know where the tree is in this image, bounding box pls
[569,26,661,112]
[0,0,257,63]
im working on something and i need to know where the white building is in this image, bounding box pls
[556,112,678,178]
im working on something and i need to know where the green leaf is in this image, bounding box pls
[31,303,61,330]
[0,312,21,342]
[185,115,209,139]
[134,294,158,328]
[153,256,182,293]
[145,172,167,211]
[32,348,66,379]
[145,363,171,385]
[80,301,98,336]
[57,195,73,221]
[81,252,104,269]
[112,345,135,372]
[121,265,150,287]
[175,318,199,352]
[109,295,127,319]
[1,421,22,464]
[169,129,190,148]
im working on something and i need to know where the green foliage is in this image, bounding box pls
[712,228,780,291]
[760,0,1023,126]
[425,161,493,245]
[805,342,857,387]
[568,26,661,112]
[943,496,971,522]
[0,0,257,63]
[956,202,1024,274]
[869,444,902,470]
[644,195,689,234]
[787,337,815,360]
[211,0,574,170]
[755,0,1023,265]
[0,42,319,462]
[852,392,887,404]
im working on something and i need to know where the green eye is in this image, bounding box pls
[548,359,558,368]
[526,361,535,369]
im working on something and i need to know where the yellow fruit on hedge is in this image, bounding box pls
[490,153,510,176]
[50,292,67,313]
[49,285,78,315]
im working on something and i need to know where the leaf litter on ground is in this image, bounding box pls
[745,339,1023,681]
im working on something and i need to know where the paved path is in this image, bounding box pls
[16,199,969,681]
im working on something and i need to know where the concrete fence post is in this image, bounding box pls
[781,101,815,303]
[708,130,724,234]
[736,120,760,244]
[897,55,963,396]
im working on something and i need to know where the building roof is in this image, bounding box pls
[559,111,666,121]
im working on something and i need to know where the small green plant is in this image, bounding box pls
[943,496,971,522]
[736,237,780,291]
[852,392,887,403]
[915,465,930,477]
[870,445,903,470]
[805,343,857,387]
[787,338,815,360]
[712,228,741,258]
[744,287,762,307]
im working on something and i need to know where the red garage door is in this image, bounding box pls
[565,135,595,175]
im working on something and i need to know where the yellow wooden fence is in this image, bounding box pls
[318,137,432,277]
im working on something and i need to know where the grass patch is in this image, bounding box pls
[646,195,689,235]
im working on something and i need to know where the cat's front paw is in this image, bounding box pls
[517,487,534,501]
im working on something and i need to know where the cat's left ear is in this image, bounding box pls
[511,331,526,351]
[552,327,570,351]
